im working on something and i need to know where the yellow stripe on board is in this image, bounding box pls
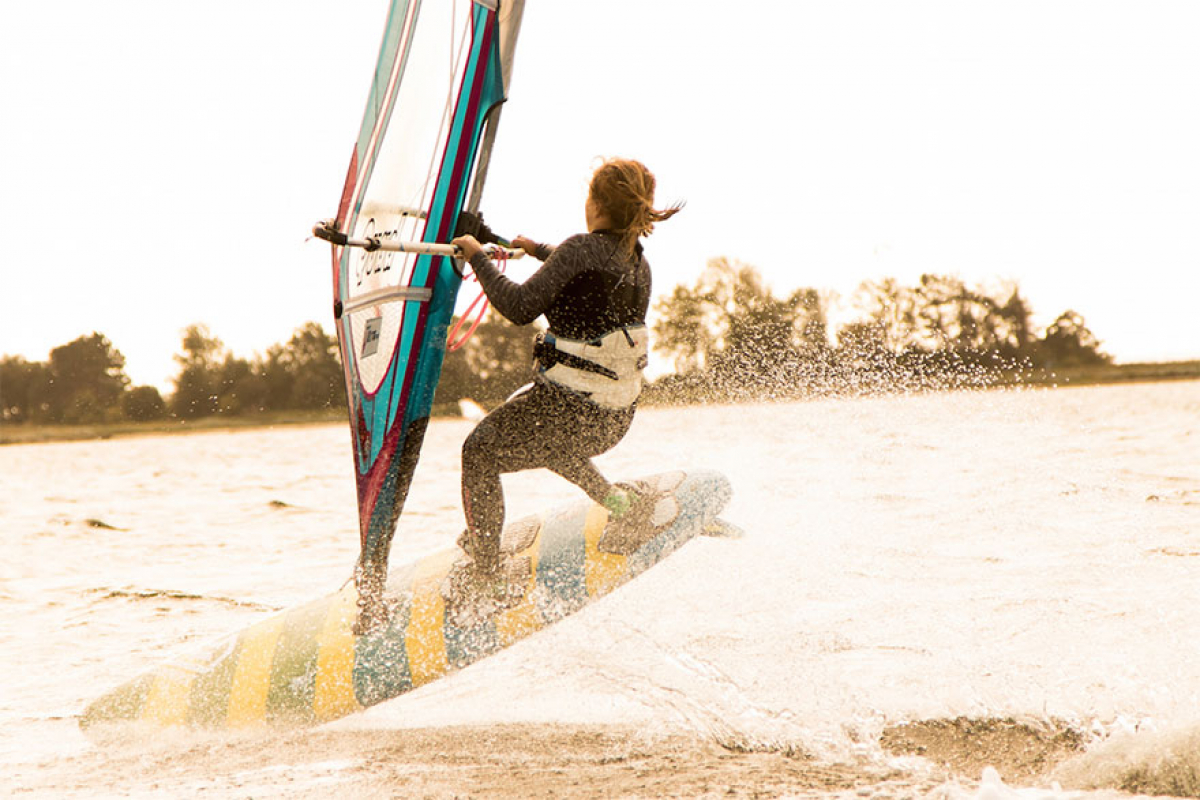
[313,584,362,721]
[494,597,541,644]
[494,540,542,645]
[140,666,196,726]
[225,616,286,727]
[405,550,457,686]
[584,505,627,597]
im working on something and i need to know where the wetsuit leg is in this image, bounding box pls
[461,382,634,563]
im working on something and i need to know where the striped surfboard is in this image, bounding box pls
[80,470,733,730]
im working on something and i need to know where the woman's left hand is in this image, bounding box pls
[452,234,483,260]
[512,235,539,257]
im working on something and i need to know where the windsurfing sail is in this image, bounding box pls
[314,0,525,621]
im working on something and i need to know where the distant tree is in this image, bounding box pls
[171,324,225,419]
[994,286,1036,358]
[1,356,28,421]
[652,282,711,374]
[257,322,344,411]
[916,275,975,350]
[121,385,167,421]
[1,356,50,423]
[653,258,827,381]
[40,333,130,424]
[851,275,1035,360]
[432,311,536,406]
[433,331,475,406]
[461,313,534,401]
[215,354,264,415]
[796,286,829,352]
[257,342,295,411]
[1036,310,1111,367]
[286,322,345,409]
[849,278,920,354]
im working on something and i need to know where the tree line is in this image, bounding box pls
[0,323,347,425]
[646,259,1109,403]
[1,261,1110,425]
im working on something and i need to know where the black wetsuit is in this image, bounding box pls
[461,229,651,563]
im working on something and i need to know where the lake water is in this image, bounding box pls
[2,380,1198,798]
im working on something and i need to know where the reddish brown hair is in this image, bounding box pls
[589,158,682,256]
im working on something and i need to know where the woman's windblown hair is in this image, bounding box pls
[589,158,682,257]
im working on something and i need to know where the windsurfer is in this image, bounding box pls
[448,158,681,607]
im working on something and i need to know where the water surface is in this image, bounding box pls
[3,381,1198,797]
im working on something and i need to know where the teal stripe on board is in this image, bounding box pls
[263,596,333,723]
[352,561,418,706]
[185,642,240,727]
[444,615,502,668]
[80,673,155,729]
[353,599,413,707]
[535,505,589,620]
[628,494,710,575]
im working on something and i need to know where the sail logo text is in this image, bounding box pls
[362,317,383,358]
[356,218,398,287]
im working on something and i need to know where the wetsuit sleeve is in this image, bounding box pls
[467,235,589,325]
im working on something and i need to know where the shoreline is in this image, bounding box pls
[4,362,1197,447]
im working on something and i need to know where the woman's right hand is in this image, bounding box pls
[451,234,484,261]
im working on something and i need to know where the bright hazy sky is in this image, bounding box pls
[3,1,1198,390]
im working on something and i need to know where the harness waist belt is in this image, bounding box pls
[534,325,649,409]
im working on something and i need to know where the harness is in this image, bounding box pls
[533,325,649,409]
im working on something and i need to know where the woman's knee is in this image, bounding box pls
[462,432,487,473]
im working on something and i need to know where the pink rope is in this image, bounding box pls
[447,248,507,352]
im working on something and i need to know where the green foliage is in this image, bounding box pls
[215,356,261,415]
[1,356,47,422]
[1036,310,1112,367]
[651,258,830,400]
[163,321,345,421]
[257,322,345,412]
[434,311,536,406]
[851,275,1036,358]
[171,324,225,419]
[1,321,348,427]
[122,386,167,421]
[0,336,130,424]
[649,266,1112,403]
[0,264,1123,427]
[653,258,828,374]
[284,322,346,409]
[847,276,1107,367]
[22,334,131,424]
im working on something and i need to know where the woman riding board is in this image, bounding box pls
[448,157,680,610]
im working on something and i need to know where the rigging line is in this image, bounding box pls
[400,8,464,226]
[447,248,507,351]
[410,9,475,238]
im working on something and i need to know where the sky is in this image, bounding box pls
[2,0,1199,391]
